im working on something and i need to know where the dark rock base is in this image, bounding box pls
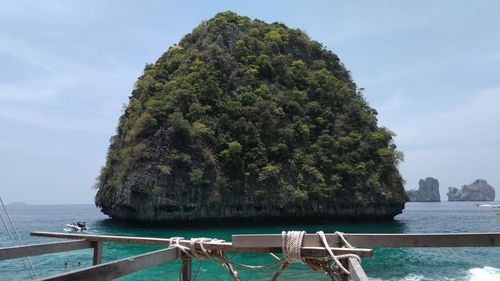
[98,203,404,226]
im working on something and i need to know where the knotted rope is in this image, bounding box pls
[272,231,361,280]
[168,231,361,281]
[281,230,306,263]
[169,237,240,281]
[317,231,360,275]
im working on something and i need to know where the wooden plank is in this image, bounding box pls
[29,231,371,257]
[181,258,192,281]
[30,231,500,254]
[343,233,500,248]
[302,247,373,257]
[339,259,349,281]
[232,233,500,248]
[37,247,179,281]
[348,257,369,281]
[232,234,340,248]
[31,231,232,250]
[92,241,103,265]
[0,240,92,261]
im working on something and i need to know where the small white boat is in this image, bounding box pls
[476,204,500,208]
[64,222,89,232]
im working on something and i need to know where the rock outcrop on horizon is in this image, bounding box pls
[94,12,406,223]
[447,179,495,201]
[406,177,440,202]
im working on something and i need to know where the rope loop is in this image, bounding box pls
[168,231,362,281]
[168,237,240,281]
[281,231,306,264]
[316,231,360,275]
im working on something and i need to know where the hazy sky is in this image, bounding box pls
[1,1,499,204]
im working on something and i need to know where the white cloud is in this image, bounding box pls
[394,88,500,148]
[0,64,133,133]
[0,37,58,75]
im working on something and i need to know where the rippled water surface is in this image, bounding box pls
[1,202,499,280]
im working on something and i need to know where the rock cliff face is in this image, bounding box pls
[406,177,440,202]
[447,179,495,201]
[94,12,406,223]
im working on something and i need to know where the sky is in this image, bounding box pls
[1,0,499,204]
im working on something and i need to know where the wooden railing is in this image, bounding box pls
[38,248,178,281]
[232,232,500,248]
[0,231,498,281]
[0,240,93,261]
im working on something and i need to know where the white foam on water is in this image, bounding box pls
[369,274,425,281]
[369,267,500,281]
[400,274,425,281]
[469,266,500,281]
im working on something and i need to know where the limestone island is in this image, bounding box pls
[447,179,495,201]
[94,12,406,224]
[406,177,440,202]
[7,202,28,207]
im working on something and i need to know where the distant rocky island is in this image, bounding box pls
[447,179,495,201]
[7,202,28,206]
[406,177,440,202]
[94,12,406,223]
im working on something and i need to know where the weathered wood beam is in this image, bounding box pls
[30,231,372,257]
[37,247,178,281]
[232,233,341,248]
[348,257,369,281]
[31,231,232,250]
[302,247,373,257]
[92,241,103,265]
[181,258,192,281]
[29,231,500,259]
[0,240,92,261]
[343,233,500,248]
[232,233,500,248]
[339,259,349,281]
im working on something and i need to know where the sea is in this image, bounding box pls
[1,202,499,281]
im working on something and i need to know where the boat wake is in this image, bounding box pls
[63,227,91,233]
[63,222,89,232]
[469,266,500,281]
[369,267,500,281]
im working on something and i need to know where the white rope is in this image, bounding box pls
[169,237,195,258]
[168,231,361,280]
[335,231,355,248]
[316,231,360,275]
[281,231,306,264]
[229,254,283,270]
[168,237,240,281]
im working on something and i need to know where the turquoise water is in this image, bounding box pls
[1,202,499,280]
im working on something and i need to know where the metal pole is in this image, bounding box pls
[0,196,38,279]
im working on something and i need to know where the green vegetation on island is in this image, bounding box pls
[95,12,406,222]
